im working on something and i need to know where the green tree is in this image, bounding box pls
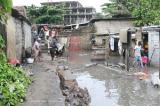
[131,0,160,26]
[0,1,31,106]
[0,0,12,60]
[27,5,65,24]
[102,0,160,26]
[95,13,105,18]
[101,1,131,18]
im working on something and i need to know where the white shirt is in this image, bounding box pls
[134,45,141,56]
[33,41,40,50]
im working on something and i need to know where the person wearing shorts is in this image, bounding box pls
[134,41,143,68]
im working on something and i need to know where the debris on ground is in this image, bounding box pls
[117,63,126,69]
[85,63,97,68]
[26,58,34,64]
[57,66,91,106]
[133,72,149,80]
[24,68,34,76]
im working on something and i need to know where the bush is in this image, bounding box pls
[0,63,31,106]
[0,35,31,106]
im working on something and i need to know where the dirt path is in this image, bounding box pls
[21,54,65,106]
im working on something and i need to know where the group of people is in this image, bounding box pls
[134,41,148,68]
[32,32,64,62]
[118,40,149,70]
[47,36,64,61]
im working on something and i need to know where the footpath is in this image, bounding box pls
[21,54,65,106]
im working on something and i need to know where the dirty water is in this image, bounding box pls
[75,72,119,106]
[67,52,160,106]
[75,69,160,106]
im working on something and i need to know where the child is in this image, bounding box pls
[134,41,143,68]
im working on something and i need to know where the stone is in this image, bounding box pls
[57,67,91,106]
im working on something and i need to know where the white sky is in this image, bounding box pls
[13,0,110,12]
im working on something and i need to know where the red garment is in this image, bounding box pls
[8,58,20,65]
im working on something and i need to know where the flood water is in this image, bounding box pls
[68,52,160,106]
[76,72,119,106]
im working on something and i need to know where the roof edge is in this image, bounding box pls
[90,17,136,23]
[11,9,31,25]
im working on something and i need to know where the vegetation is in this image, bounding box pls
[102,0,160,26]
[131,0,160,26]
[95,13,105,19]
[0,0,12,23]
[101,1,131,18]
[27,5,65,24]
[0,0,31,106]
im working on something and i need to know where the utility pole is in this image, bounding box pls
[105,35,110,66]
[126,29,132,71]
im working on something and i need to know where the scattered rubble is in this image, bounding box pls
[57,65,91,106]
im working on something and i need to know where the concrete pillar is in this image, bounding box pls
[77,16,79,24]
[85,15,87,22]
[70,16,72,24]
[76,3,79,7]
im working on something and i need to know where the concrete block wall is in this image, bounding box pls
[6,16,17,60]
[5,15,32,61]
[60,25,93,50]
[94,20,134,34]
[23,22,32,49]
[15,18,23,60]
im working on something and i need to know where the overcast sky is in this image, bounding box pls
[13,0,110,12]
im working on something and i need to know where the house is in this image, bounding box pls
[89,18,135,54]
[90,18,135,35]
[142,26,160,67]
[57,18,135,51]
[0,9,32,62]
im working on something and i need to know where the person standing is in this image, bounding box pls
[32,38,41,62]
[134,41,143,68]
[49,37,58,61]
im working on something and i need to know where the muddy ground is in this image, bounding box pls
[22,51,160,106]
[66,52,160,106]
[21,54,65,106]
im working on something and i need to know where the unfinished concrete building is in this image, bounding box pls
[41,1,96,25]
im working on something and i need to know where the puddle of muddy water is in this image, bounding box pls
[75,72,120,106]
[69,52,160,106]
[75,72,160,106]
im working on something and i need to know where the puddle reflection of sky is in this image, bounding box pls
[76,73,120,106]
